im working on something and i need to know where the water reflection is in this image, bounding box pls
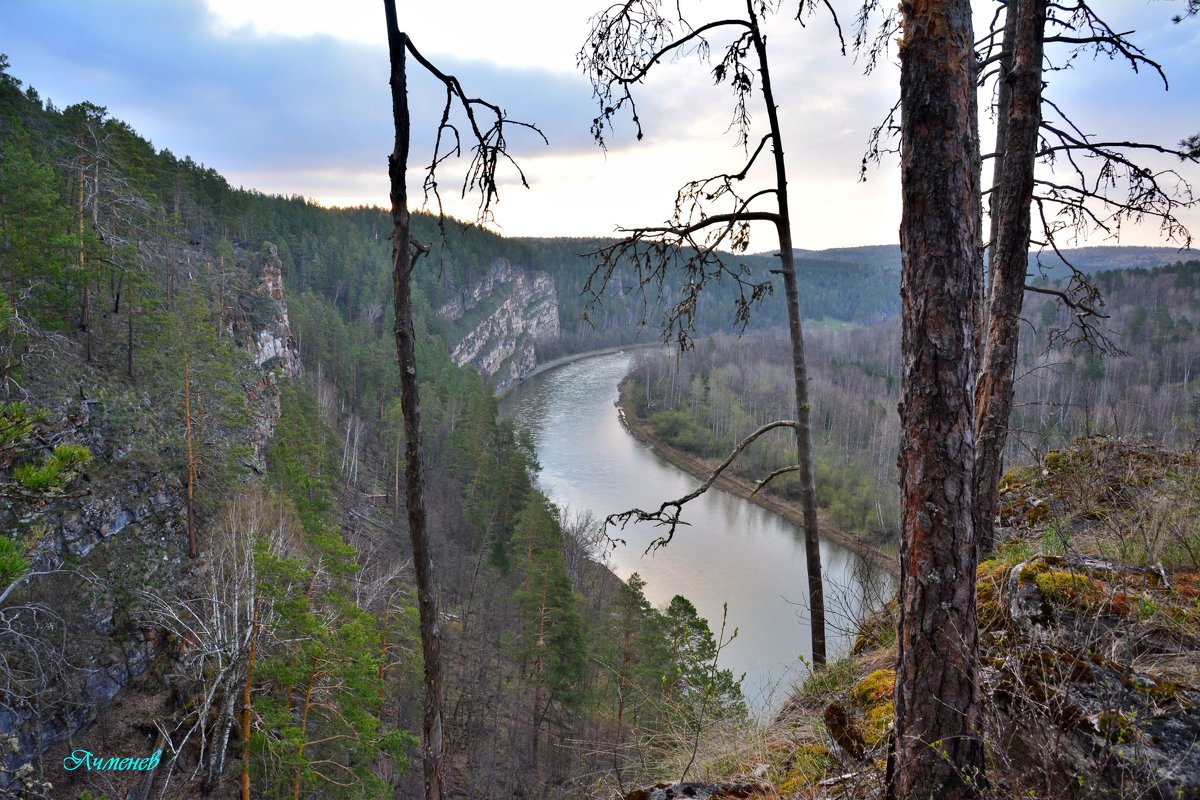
[500,350,890,710]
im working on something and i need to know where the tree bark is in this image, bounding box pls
[975,0,1048,558]
[183,352,198,559]
[892,1,984,798]
[383,4,446,798]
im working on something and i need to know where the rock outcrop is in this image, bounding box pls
[242,242,301,380]
[437,259,559,391]
[0,243,300,791]
[979,554,1200,799]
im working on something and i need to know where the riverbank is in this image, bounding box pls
[615,380,900,577]
[495,341,667,398]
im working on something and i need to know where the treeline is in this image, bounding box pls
[526,236,901,359]
[1017,259,1200,449]
[623,325,903,544]
[624,258,1200,546]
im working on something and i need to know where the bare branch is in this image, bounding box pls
[859,99,900,181]
[579,5,752,146]
[1042,1,1169,89]
[402,37,547,224]
[751,464,799,495]
[604,419,798,553]
[797,0,846,56]
[1022,282,1105,319]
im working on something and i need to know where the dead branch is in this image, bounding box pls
[400,37,546,224]
[604,419,797,553]
[751,464,800,495]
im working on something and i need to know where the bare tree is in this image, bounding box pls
[381,3,544,797]
[972,0,1199,556]
[890,1,985,797]
[579,0,840,668]
[140,489,284,796]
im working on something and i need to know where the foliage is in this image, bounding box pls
[12,443,91,492]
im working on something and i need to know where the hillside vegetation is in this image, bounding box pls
[670,436,1199,799]
[0,59,753,799]
[617,258,1200,547]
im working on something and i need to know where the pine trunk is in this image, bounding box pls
[892,1,984,797]
[751,21,826,668]
[975,0,1048,558]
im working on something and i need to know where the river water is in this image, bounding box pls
[500,349,890,710]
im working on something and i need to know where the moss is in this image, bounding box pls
[775,744,831,794]
[848,669,894,708]
[1034,570,1100,607]
[1001,464,1037,487]
[862,703,894,748]
[1141,677,1188,705]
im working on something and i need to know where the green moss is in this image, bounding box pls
[775,744,831,793]
[848,669,894,708]
[1034,570,1099,607]
[1142,677,1187,705]
[862,703,894,748]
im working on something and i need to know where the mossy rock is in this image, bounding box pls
[774,744,831,794]
[1034,570,1101,608]
[848,669,894,708]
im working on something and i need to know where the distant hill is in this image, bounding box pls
[1026,245,1195,277]
[777,243,1195,278]
[792,244,902,271]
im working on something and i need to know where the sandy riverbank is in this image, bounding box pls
[615,381,900,577]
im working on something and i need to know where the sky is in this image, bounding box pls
[4,0,1199,249]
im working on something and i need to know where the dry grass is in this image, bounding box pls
[667,437,1200,800]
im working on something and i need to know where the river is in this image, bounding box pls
[499,349,890,711]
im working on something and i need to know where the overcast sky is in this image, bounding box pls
[5,0,1199,249]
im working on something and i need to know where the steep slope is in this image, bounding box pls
[436,259,559,390]
[0,239,300,793]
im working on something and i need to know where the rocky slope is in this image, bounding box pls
[647,437,1200,800]
[437,258,559,390]
[0,243,300,793]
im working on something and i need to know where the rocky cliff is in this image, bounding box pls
[437,259,559,391]
[0,243,299,792]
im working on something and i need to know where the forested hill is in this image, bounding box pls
[783,243,1195,280]
[0,58,755,799]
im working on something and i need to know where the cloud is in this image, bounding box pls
[3,0,1195,247]
[3,0,607,199]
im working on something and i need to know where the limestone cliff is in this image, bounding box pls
[0,243,300,791]
[240,242,301,380]
[437,259,559,390]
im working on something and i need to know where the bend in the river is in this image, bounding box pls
[500,349,892,712]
